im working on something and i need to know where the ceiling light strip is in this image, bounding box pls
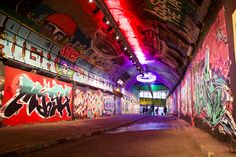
[94,0,144,73]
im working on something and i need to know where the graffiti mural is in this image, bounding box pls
[121,96,140,114]
[173,90,178,115]
[73,87,104,119]
[187,70,192,116]
[137,23,189,72]
[0,13,114,92]
[190,7,236,136]
[181,74,188,115]
[166,94,173,114]
[41,13,77,44]
[144,0,200,43]
[104,95,115,116]
[180,69,192,116]
[115,96,122,115]
[176,85,181,117]
[0,66,73,126]
[55,57,74,78]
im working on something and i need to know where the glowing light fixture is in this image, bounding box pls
[136,72,156,83]
[89,0,93,2]
[105,0,146,64]
[117,79,124,85]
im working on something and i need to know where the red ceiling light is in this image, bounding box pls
[115,35,119,40]
[104,0,146,64]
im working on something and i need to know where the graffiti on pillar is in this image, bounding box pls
[166,94,173,114]
[0,66,73,126]
[104,95,114,116]
[181,76,188,115]
[180,69,192,116]
[115,96,122,115]
[190,7,236,136]
[167,90,178,115]
[121,97,139,114]
[73,87,104,119]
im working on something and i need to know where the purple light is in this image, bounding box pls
[136,72,156,83]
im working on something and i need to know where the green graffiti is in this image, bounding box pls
[20,74,71,97]
[193,47,236,136]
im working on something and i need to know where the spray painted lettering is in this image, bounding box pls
[144,0,200,43]
[3,74,72,118]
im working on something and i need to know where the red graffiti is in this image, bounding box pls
[60,45,79,63]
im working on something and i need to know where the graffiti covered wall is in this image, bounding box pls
[114,96,122,115]
[104,95,115,116]
[0,66,73,126]
[0,12,114,92]
[180,69,192,116]
[170,7,236,137]
[191,7,236,136]
[73,87,104,119]
[121,96,140,114]
[166,94,173,114]
[0,63,4,111]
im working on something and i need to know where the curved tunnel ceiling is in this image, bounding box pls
[0,0,214,92]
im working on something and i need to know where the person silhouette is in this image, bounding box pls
[164,106,167,116]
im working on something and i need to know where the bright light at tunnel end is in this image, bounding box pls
[136,72,156,83]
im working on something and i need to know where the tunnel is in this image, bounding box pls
[0,0,236,156]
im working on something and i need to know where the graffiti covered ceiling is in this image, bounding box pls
[0,0,214,91]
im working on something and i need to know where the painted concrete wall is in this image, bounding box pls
[167,6,236,140]
[0,11,115,92]
[0,11,130,126]
[0,66,73,126]
[121,96,140,114]
[0,66,123,126]
[73,86,104,119]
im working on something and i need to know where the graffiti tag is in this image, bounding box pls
[2,74,72,118]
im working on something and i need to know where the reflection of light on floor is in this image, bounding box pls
[104,0,146,64]
[105,122,180,134]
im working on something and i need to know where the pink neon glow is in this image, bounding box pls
[105,0,146,64]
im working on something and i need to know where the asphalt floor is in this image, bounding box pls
[0,114,235,157]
